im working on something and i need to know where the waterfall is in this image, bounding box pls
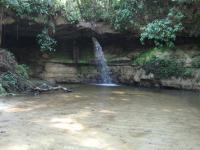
[92,37,112,84]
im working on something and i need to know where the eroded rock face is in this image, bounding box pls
[77,22,118,35]
[110,66,154,84]
[39,61,200,91]
[4,21,119,40]
[160,78,200,90]
[42,63,80,83]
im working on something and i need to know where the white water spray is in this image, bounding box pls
[92,37,112,84]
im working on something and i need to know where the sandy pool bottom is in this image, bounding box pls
[0,85,200,150]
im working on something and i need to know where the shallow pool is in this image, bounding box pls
[0,84,200,150]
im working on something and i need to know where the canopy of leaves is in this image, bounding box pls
[1,0,200,50]
[1,0,200,34]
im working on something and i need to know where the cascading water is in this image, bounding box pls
[92,37,113,85]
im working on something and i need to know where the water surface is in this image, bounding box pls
[0,85,200,150]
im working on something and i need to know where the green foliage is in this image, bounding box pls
[0,71,31,93]
[2,0,59,52]
[64,0,81,24]
[133,48,167,65]
[111,0,143,31]
[0,83,7,96]
[1,0,200,40]
[16,64,29,79]
[2,0,63,20]
[192,60,200,68]
[134,52,156,66]
[133,47,194,79]
[74,0,111,22]
[140,9,184,48]
[14,0,51,17]
[37,28,57,52]
[142,58,193,79]
[140,19,181,47]
[192,57,200,68]
[1,72,18,87]
[110,0,174,31]
[183,68,193,78]
[111,6,134,30]
[196,76,200,83]
[173,0,200,37]
[0,49,32,94]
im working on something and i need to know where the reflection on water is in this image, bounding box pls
[1,84,200,116]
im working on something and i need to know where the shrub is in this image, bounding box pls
[133,48,167,65]
[64,0,81,24]
[142,58,192,79]
[0,72,18,92]
[0,71,32,93]
[3,0,62,20]
[1,72,18,87]
[16,64,29,79]
[182,68,193,78]
[111,0,143,31]
[37,28,57,52]
[140,9,184,48]
[192,57,200,68]
[112,8,134,30]
[0,84,7,96]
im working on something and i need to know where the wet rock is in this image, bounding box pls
[34,83,72,93]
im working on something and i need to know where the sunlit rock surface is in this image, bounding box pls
[38,61,200,90]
